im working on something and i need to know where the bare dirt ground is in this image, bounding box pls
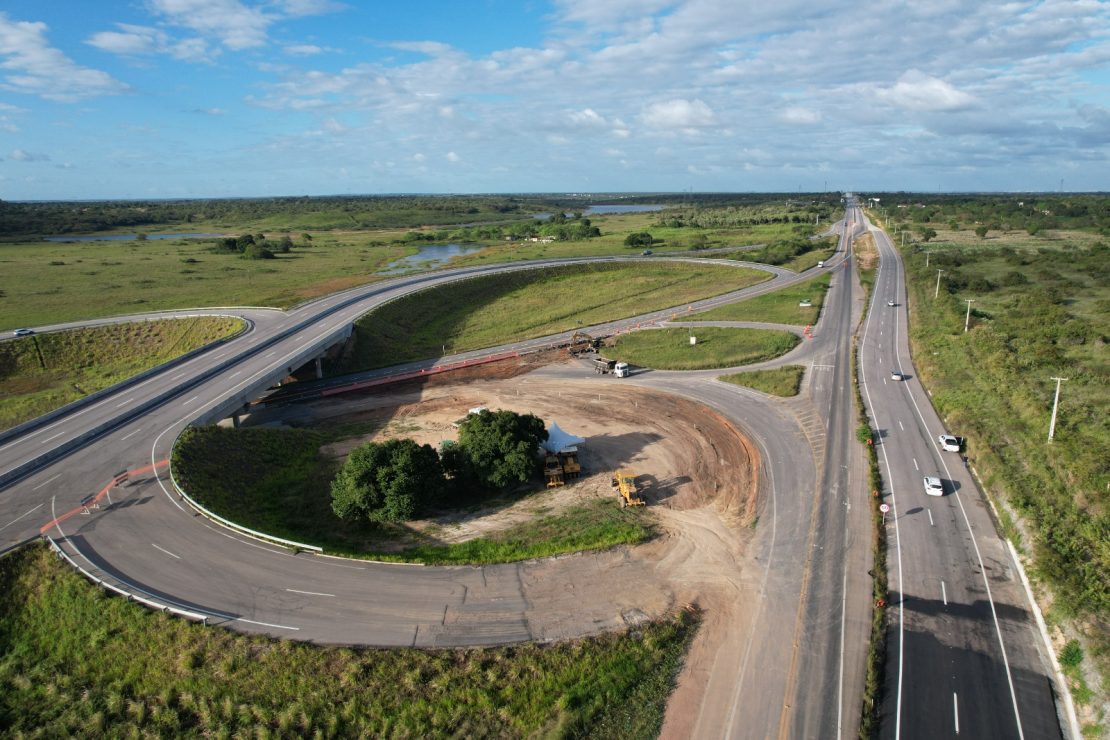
[255,355,765,729]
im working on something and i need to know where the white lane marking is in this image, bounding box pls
[837,568,847,739]
[32,473,62,490]
[286,588,335,597]
[898,420,905,431]
[182,395,198,406]
[41,431,66,444]
[941,581,948,605]
[152,543,181,559]
[883,378,887,385]
[171,372,187,380]
[265,351,276,357]
[237,617,300,631]
[912,458,919,471]
[900,329,1026,739]
[928,509,935,526]
[115,397,134,408]
[954,693,960,734]
[229,371,241,378]
[121,428,142,441]
[1,503,44,531]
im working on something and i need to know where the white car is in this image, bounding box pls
[890,370,903,381]
[13,328,34,337]
[938,434,963,452]
[887,299,896,307]
[923,476,944,497]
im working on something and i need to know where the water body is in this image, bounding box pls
[43,232,225,242]
[583,204,664,215]
[378,243,485,274]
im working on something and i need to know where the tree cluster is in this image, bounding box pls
[624,232,654,247]
[330,409,548,524]
[213,233,295,260]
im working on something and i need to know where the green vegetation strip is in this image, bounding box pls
[0,543,696,738]
[172,426,652,563]
[694,273,831,325]
[0,317,243,432]
[333,262,769,373]
[613,327,799,371]
[718,365,805,397]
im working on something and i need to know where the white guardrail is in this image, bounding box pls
[167,453,323,553]
[44,534,212,624]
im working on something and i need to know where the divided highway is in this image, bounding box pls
[858,216,1065,739]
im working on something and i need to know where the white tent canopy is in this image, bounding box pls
[541,422,585,454]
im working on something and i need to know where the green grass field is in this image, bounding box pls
[613,327,799,370]
[693,273,831,325]
[0,543,695,738]
[718,365,806,396]
[172,425,653,562]
[0,317,242,431]
[333,262,769,374]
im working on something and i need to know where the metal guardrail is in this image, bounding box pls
[44,534,212,624]
[167,456,323,553]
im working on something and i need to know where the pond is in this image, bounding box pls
[378,243,485,274]
[534,204,665,220]
[42,232,225,242]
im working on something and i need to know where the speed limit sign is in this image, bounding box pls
[879,503,890,513]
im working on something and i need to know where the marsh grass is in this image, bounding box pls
[613,327,799,370]
[0,317,242,431]
[0,543,695,738]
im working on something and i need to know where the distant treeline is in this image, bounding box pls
[873,193,1110,235]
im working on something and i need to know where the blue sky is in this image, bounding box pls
[1,0,1108,199]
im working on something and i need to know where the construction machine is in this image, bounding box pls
[611,470,645,507]
[568,331,600,356]
[545,454,565,487]
[559,451,581,478]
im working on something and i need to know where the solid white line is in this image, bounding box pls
[152,543,181,559]
[236,617,300,631]
[41,431,66,444]
[928,509,935,526]
[115,397,133,408]
[954,693,960,734]
[837,568,847,740]
[32,473,62,490]
[941,580,948,605]
[286,588,335,597]
[0,503,44,531]
[182,395,198,406]
[120,428,142,441]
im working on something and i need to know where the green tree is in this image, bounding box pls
[242,243,275,260]
[278,235,293,253]
[624,232,654,247]
[919,227,937,243]
[974,225,989,239]
[331,439,445,523]
[456,409,548,490]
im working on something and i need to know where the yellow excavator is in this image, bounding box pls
[612,470,645,507]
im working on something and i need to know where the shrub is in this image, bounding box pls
[331,439,445,523]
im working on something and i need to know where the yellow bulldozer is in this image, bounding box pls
[612,470,645,507]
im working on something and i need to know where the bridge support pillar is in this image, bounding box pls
[315,356,324,379]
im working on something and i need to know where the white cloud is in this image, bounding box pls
[147,0,270,49]
[413,152,426,162]
[568,108,606,127]
[641,98,717,129]
[285,43,324,55]
[87,23,213,62]
[780,106,821,124]
[875,70,977,112]
[445,151,460,162]
[11,148,50,162]
[192,107,225,115]
[390,40,455,56]
[0,13,128,101]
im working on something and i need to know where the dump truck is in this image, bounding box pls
[611,470,645,507]
[593,357,617,374]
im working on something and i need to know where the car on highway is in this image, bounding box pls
[890,370,903,381]
[887,299,896,307]
[12,328,34,337]
[938,434,963,452]
[923,476,945,497]
[641,249,653,256]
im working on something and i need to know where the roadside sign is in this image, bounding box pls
[879,503,890,513]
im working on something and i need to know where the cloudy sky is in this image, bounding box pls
[0,0,1108,199]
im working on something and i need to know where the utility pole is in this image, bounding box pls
[964,299,974,332]
[1048,376,1068,442]
[925,250,931,267]
[935,269,945,299]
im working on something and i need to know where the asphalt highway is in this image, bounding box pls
[858,218,1064,739]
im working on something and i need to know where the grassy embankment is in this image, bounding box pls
[173,426,653,562]
[333,261,769,373]
[718,366,806,396]
[0,543,695,738]
[694,272,831,326]
[897,234,1108,730]
[612,327,799,371]
[0,317,242,431]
